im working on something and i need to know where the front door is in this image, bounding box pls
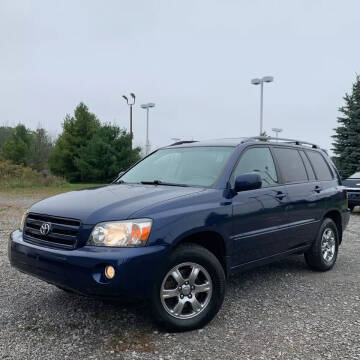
[230,146,290,267]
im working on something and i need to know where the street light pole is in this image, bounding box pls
[271,127,283,141]
[122,93,136,149]
[140,103,155,155]
[251,76,274,135]
[260,81,264,136]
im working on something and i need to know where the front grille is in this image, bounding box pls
[349,193,360,199]
[23,213,81,249]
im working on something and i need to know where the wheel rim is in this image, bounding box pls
[160,262,213,320]
[321,228,336,263]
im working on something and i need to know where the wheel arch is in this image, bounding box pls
[322,209,343,244]
[173,230,228,276]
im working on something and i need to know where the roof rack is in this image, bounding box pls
[170,140,198,146]
[241,136,319,149]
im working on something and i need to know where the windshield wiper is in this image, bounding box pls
[140,180,189,187]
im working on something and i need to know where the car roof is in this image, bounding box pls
[164,137,323,151]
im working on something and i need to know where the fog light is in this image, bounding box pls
[104,265,115,279]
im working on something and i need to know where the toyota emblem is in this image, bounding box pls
[40,222,51,235]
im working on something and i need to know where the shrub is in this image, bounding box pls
[0,161,66,188]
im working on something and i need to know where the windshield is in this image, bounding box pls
[350,172,360,179]
[120,146,235,187]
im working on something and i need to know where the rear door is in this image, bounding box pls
[305,149,339,212]
[272,147,324,249]
[230,146,290,266]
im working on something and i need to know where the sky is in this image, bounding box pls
[0,0,359,153]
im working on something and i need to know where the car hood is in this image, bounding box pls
[343,179,360,189]
[29,184,204,224]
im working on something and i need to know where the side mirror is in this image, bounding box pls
[234,173,262,192]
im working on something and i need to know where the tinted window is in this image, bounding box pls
[121,146,234,187]
[273,148,308,183]
[299,151,316,181]
[233,147,278,188]
[306,151,333,181]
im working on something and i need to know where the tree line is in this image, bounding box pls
[0,103,141,183]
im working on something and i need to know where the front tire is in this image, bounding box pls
[305,218,339,271]
[151,244,226,332]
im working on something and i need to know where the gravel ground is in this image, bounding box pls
[1,191,360,360]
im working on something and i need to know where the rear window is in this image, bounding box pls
[273,148,308,183]
[306,151,333,181]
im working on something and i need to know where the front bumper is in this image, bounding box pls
[8,230,168,299]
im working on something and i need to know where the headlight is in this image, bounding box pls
[88,219,152,247]
[20,210,28,231]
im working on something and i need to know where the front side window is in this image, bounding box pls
[120,146,235,187]
[306,151,333,181]
[233,147,278,187]
[273,148,308,183]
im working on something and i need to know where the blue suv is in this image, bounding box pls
[9,137,350,331]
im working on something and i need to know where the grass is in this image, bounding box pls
[0,183,105,197]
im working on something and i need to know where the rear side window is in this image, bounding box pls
[299,151,316,181]
[233,147,278,187]
[273,148,308,183]
[306,151,333,181]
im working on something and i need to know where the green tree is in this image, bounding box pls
[74,124,141,182]
[0,126,15,148]
[29,127,53,172]
[49,103,101,181]
[332,76,360,179]
[49,102,140,183]
[1,124,34,165]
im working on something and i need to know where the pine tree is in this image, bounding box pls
[49,103,141,183]
[74,124,141,183]
[29,128,53,172]
[332,76,360,179]
[49,103,101,182]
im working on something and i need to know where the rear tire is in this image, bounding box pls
[305,218,339,271]
[151,243,226,332]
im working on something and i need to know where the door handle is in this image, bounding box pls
[275,191,287,200]
[314,185,322,193]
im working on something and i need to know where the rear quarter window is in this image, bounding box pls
[306,150,333,181]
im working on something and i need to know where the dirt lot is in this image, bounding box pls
[1,190,359,360]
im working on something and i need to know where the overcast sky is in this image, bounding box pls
[1,0,359,153]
